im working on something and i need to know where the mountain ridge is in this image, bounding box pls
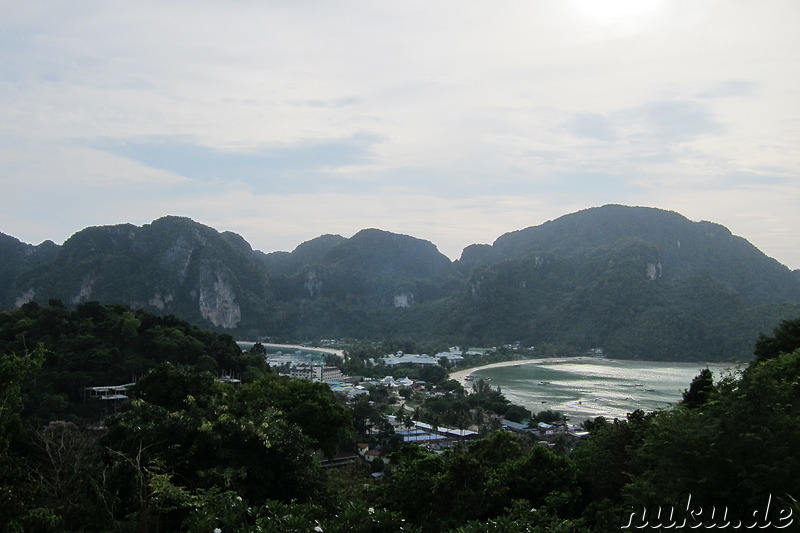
[2,205,799,361]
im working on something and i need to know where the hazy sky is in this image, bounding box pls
[2,0,799,269]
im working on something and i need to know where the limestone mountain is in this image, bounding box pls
[258,228,464,340]
[7,216,277,336]
[449,205,800,359]
[1,205,799,361]
[461,205,794,306]
[258,234,347,277]
[277,228,461,305]
[0,233,59,307]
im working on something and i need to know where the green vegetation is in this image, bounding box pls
[379,432,580,532]
[0,302,799,531]
[0,300,261,423]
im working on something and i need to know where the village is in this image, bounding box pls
[82,344,592,472]
[277,348,590,472]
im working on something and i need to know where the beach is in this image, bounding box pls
[449,357,719,420]
[449,356,600,388]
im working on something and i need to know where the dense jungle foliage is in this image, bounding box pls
[1,304,799,531]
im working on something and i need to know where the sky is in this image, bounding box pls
[1,0,799,269]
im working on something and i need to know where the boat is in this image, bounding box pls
[539,381,551,385]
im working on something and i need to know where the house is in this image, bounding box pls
[364,449,384,463]
[396,377,415,387]
[538,422,555,434]
[382,353,440,366]
[500,419,532,433]
[318,450,360,468]
[433,349,465,364]
[379,376,397,387]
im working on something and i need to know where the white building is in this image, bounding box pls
[381,351,463,366]
[290,364,343,383]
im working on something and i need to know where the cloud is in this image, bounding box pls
[697,80,759,99]
[1,1,799,269]
[94,133,382,193]
[568,112,618,141]
[0,138,189,188]
[292,97,364,108]
[567,100,721,144]
[637,100,722,141]
[719,171,791,188]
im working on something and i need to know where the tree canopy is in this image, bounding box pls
[1,303,799,531]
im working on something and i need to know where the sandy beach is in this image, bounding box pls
[449,357,600,388]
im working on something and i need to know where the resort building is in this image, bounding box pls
[289,364,343,383]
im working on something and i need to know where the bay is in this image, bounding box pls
[237,342,341,367]
[469,359,735,422]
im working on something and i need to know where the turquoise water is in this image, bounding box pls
[471,359,735,421]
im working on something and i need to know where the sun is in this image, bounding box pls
[568,0,665,28]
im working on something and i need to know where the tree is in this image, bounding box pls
[681,367,715,408]
[0,345,52,530]
[570,410,654,529]
[249,342,267,355]
[621,350,800,515]
[132,362,217,411]
[753,317,800,364]
[503,404,530,423]
[236,373,352,459]
[100,366,331,529]
[30,421,105,528]
[530,410,567,425]
[381,431,582,532]
[419,364,447,385]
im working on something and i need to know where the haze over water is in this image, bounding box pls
[472,359,734,422]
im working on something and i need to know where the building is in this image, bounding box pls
[380,350,464,366]
[84,383,134,401]
[387,415,479,449]
[289,364,343,383]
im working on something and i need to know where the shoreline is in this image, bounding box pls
[449,356,601,387]
[447,356,731,387]
[237,341,344,358]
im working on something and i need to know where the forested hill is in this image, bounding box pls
[2,205,799,361]
[460,205,794,306]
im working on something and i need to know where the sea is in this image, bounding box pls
[237,342,334,367]
[470,359,737,422]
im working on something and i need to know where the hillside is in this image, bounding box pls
[1,205,799,360]
[6,217,277,336]
[448,205,800,359]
